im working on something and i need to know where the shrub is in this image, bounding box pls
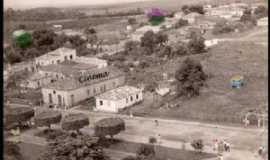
[181,4,204,14]
[136,144,155,157]
[187,34,205,54]
[95,117,125,138]
[61,113,89,133]
[149,136,157,144]
[212,21,235,35]
[173,42,189,57]
[34,111,62,129]
[175,58,207,98]
[174,19,188,29]
[240,8,257,25]
[191,139,204,153]
[38,134,109,160]
[254,5,268,19]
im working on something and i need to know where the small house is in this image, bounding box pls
[95,86,143,113]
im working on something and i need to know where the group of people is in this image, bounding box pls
[213,139,231,153]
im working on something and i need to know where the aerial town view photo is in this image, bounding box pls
[3,0,268,160]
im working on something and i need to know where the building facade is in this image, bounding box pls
[35,47,76,67]
[41,67,125,109]
[95,86,143,112]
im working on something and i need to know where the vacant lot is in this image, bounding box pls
[126,40,267,125]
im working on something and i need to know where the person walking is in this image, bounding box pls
[155,120,159,126]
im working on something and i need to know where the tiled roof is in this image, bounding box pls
[96,85,141,101]
[43,67,124,91]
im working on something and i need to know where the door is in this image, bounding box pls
[70,94,75,106]
[58,95,62,106]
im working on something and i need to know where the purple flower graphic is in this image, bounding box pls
[147,8,165,17]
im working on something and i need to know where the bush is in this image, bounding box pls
[136,144,155,157]
[34,111,62,129]
[61,113,89,133]
[181,4,204,14]
[212,21,235,35]
[38,134,109,160]
[187,34,205,54]
[254,5,268,19]
[240,9,257,25]
[175,58,207,98]
[191,139,204,152]
[173,42,189,57]
[174,19,188,29]
[149,136,157,144]
[95,117,125,138]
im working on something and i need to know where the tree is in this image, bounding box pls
[85,27,98,49]
[191,139,204,153]
[154,31,168,46]
[4,141,24,160]
[5,106,35,127]
[94,117,125,139]
[174,19,188,29]
[32,29,56,47]
[175,58,207,98]
[212,21,235,35]
[157,45,172,58]
[189,5,204,14]
[141,30,156,53]
[124,40,140,53]
[35,111,62,129]
[61,113,89,134]
[187,34,205,54]
[128,18,137,25]
[15,32,32,49]
[254,5,268,19]
[149,136,157,144]
[38,134,109,160]
[172,42,189,57]
[240,8,257,25]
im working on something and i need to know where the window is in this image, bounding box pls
[37,81,40,87]
[49,93,53,103]
[136,94,139,99]
[56,74,59,79]
[57,60,60,64]
[70,55,73,60]
[53,90,56,94]
[126,98,129,104]
[100,100,103,106]
[130,96,133,102]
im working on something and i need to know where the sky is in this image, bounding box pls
[4,0,153,9]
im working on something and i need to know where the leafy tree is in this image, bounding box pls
[38,134,109,160]
[149,136,157,144]
[25,47,40,59]
[124,40,140,53]
[212,21,235,35]
[187,34,205,54]
[128,18,137,25]
[140,30,156,53]
[94,117,125,139]
[174,19,189,28]
[173,42,189,57]
[62,113,89,134]
[189,5,205,14]
[32,29,56,47]
[34,111,62,129]
[191,139,204,153]
[15,32,32,49]
[154,31,168,46]
[254,5,268,19]
[175,58,207,98]
[85,27,98,49]
[4,141,24,160]
[68,35,86,48]
[240,8,257,25]
[181,5,190,14]
[157,45,172,58]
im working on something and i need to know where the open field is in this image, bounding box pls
[124,34,267,124]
